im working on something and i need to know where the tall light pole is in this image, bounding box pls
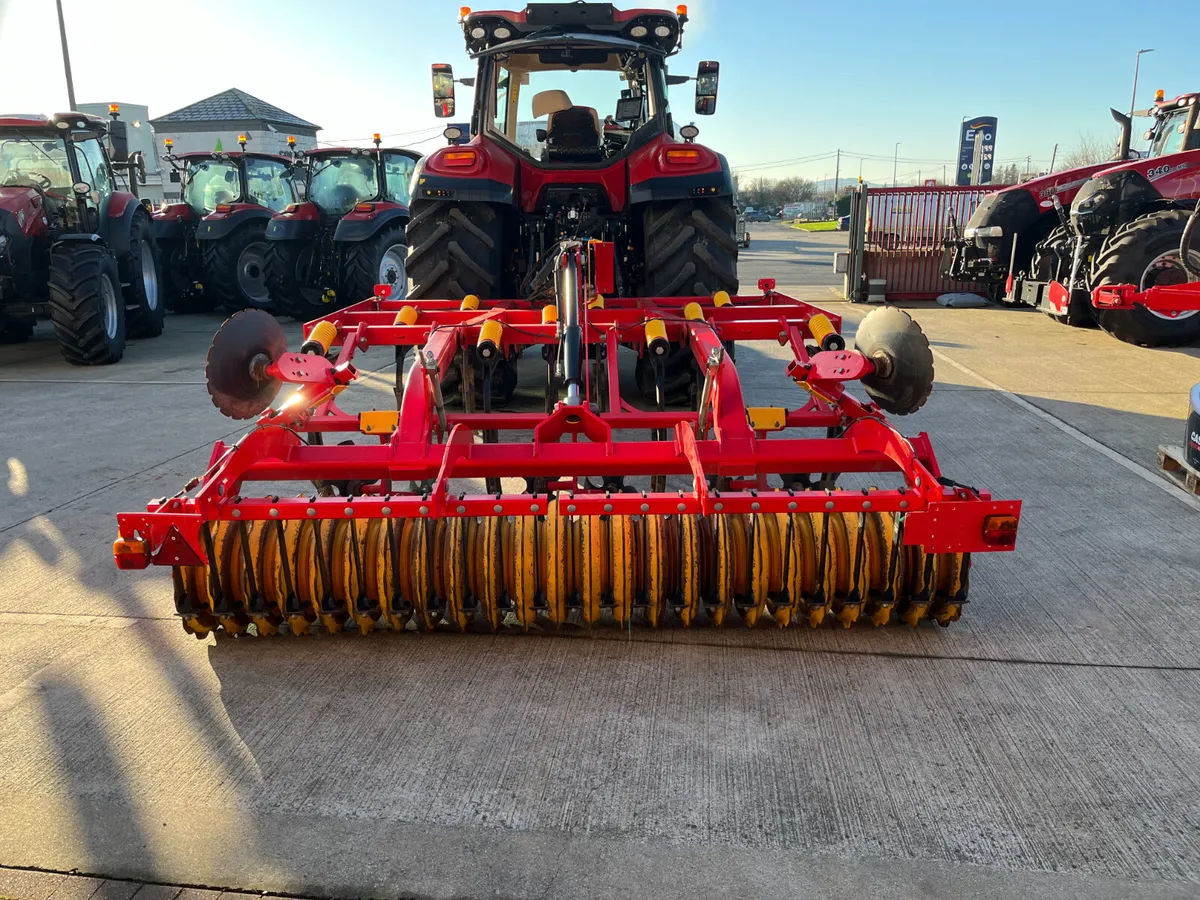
[55,0,77,110]
[892,142,900,188]
[1129,48,1154,119]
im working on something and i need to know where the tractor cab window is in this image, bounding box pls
[1150,108,1191,157]
[245,157,296,212]
[73,137,112,197]
[488,51,662,162]
[0,136,72,193]
[382,152,417,205]
[184,159,241,213]
[308,154,378,215]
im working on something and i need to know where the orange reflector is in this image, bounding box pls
[113,538,149,570]
[443,150,477,167]
[666,149,700,164]
[355,203,375,212]
[214,204,233,212]
[982,514,1018,548]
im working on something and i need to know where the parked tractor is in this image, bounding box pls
[264,138,420,320]
[155,136,302,314]
[941,95,1191,307]
[0,107,161,364]
[1026,92,1200,344]
[411,3,739,402]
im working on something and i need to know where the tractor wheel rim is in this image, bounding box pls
[139,240,159,311]
[378,244,407,300]
[1140,249,1200,321]
[101,271,119,340]
[238,242,270,304]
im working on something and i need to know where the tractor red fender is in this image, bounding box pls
[266,201,320,241]
[151,203,196,241]
[627,133,732,204]
[333,201,408,242]
[197,204,273,242]
[412,137,517,206]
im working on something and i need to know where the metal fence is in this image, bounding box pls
[844,185,1003,301]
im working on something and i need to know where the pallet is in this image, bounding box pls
[1157,444,1200,495]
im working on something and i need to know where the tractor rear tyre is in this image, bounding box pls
[344,223,408,303]
[202,222,274,312]
[1091,210,1200,346]
[636,198,740,405]
[47,242,125,365]
[265,239,330,322]
[406,200,504,300]
[123,211,165,339]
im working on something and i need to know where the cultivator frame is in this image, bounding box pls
[115,242,1021,637]
[1093,281,1200,314]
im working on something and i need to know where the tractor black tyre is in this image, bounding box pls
[1091,210,1200,347]
[202,221,274,312]
[122,211,165,339]
[159,240,214,314]
[406,201,504,300]
[0,319,34,343]
[265,239,329,322]
[637,199,739,405]
[47,242,126,365]
[853,306,934,416]
[343,223,408,303]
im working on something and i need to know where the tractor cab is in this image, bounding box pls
[1141,91,1200,157]
[165,151,301,218]
[299,144,420,218]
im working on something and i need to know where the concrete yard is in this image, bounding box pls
[1,222,1199,899]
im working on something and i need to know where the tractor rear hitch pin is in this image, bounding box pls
[422,350,449,436]
[696,346,724,436]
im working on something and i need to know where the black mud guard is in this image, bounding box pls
[103,196,145,258]
[265,216,319,242]
[196,207,273,242]
[151,217,187,242]
[628,152,734,205]
[333,206,409,243]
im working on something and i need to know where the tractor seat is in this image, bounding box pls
[532,90,602,162]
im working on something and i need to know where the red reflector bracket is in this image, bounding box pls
[113,538,150,570]
[982,514,1018,548]
[443,150,477,167]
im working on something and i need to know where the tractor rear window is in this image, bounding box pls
[184,160,241,213]
[246,157,297,213]
[1150,108,1190,158]
[383,153,416,205]
[0,136,72,192]
[309,155,378,215]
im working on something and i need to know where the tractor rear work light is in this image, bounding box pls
[982,514,1019,548]
[964,225,1003,239]
[666,149,700,164]
[112,538,149,570]
[443,150,477,167]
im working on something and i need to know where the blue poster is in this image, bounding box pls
[956,117,997,186]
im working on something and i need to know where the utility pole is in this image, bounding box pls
[1129,48,1154,119]
[833,148,841,198]
[55,0,77,110]
[1049,143,1058,174]
[892,142,900,188]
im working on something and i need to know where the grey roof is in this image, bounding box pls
[149,88,320,130]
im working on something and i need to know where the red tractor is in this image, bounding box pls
[154,136,303,314]
[1027,92,1200,344]
[941,96,1191,309]
[0,108,161,364]
[264,139,421,320]
[410,3,739,402]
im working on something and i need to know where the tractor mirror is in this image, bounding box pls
[169,170,181,183]
[432,64,456,118]
[108,120,129,162]
[695,61,719,115]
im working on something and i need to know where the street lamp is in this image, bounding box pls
[892,142,900,188]
[55,0,76,110]
[1129,48,1154,119]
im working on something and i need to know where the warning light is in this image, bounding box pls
[460,6,471,17]
[1155,89,1165,102]
[676,4,688,14]
[163,138,173,149]
[373,132,382,144]
[287,135,296,146]
[237,133,247,146]
[109,103,119,115]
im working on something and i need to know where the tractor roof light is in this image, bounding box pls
[443,125,464,141]
[493,24,511,39]
[109,103,119,116]
[1155,89,1165,102]
[287,135,296,146]
[459,6,471,19]
[676,4,688,15]
[373,132,382,145]
[163,138,173,150]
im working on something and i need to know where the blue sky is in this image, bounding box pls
[0,0,1193,183]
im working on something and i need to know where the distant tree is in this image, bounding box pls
[992,163,1021,185]
[775,176,816,203]
[1061,132,1116,169]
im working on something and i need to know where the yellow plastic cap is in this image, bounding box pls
[307,320,337,355]
[394,306,418,326]
[683,302,703,321]
[712,290,731,307]
[541,305,558,324]
[460,294,480,310]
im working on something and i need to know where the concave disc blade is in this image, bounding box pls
[206,309,288,419]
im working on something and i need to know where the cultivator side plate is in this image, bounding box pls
[115,242,1021,638]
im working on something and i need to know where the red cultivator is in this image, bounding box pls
[114,242,1021,638]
